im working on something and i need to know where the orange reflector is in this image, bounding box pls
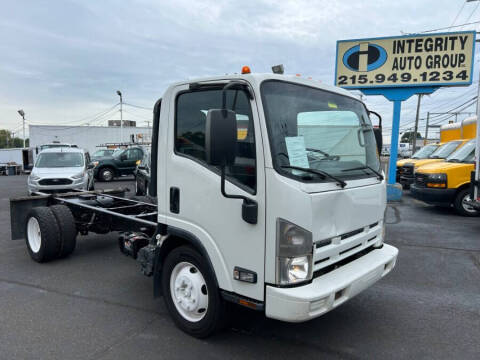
[239,299,257,309]
[296,73,301,77]
[426,183,446,188]
[241,66,251,74]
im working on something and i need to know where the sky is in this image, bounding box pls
[1,0,480,142]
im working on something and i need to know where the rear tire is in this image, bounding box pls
[25,207,62,262]
[161,246,227,338]
[453,188,479,217]
[99,167,114,182]
[50,205,77,257]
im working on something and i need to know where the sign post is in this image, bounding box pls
[335,31,476,201]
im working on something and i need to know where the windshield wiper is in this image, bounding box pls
[342,165,384,180]
[281,165,347,188]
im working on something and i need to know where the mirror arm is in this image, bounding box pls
[220,166,258,225]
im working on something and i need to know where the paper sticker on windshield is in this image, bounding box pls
[328,102,338,109]
[285,136,309,172]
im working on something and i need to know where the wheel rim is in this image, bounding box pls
[462,193,477,213]
[27,217,41,253]
[170,261,208,322]
[103,170,113,181]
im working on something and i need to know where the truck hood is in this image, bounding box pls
[416,161,473,174]
[409,158,444,168]
[310,182,385,240]
[32,167,84,178]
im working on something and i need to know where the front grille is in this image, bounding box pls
[401,164,414,176]
[313,221,381,272]
[39,178,72,185]
[414,173,427,187]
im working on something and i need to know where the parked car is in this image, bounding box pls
[92,148,115,160]
[134,148,151,195]
[28,147,94,195]
[93,146,145,181]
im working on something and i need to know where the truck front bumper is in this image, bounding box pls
[410,185,456,206]
[265,244,398,322]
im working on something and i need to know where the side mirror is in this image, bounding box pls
[373,128,383,155]
[120,154,127,161]
[205,109,237,166]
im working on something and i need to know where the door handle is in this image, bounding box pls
[170,187,180,214]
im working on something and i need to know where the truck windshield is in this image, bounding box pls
[446,139,476,163]
[411,144,438,159]
[35,152,84,168]
[261,80,380,181]
[429,140,462,158]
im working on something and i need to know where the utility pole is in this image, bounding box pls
[17,109,26,148]
[424,112,430,145]
[412,94,422,154]
[117,90,123,143]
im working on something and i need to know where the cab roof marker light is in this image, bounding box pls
[241,66,251,74]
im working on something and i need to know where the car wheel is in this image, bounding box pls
[50,205,77,258]
[161,246,227,338]
[99,167,114,182]
[453,188,479,217]
[25,207,62,262]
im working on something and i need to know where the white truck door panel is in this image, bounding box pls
[165,83,266,301]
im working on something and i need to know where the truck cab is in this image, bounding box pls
[411,139,478,216]
[150,72,397,334]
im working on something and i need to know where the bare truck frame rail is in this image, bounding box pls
[11,189,158,240]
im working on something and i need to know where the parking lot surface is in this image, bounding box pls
[1,175,479,359]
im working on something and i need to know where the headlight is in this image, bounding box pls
[92,161,99,167]
[71,172,85,180]
[29,175,40,181]
[426,173,447,188]
[276,219,313,285]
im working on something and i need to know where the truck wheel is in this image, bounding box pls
[99,167,114,182]
[25,207,61,262]
[453,189,480,217]
[50,205,77,257]
[161,246,226,338]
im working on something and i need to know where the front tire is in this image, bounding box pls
[161,246,226,338]
[25,207,62,262]
[453,188,479,217]
[99,167,114,182]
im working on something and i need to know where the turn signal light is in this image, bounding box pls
[241,66,251,74]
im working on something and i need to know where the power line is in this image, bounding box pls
[411,20,480,34]
[462,1,480,28]
[450,1,467,28]
[123,102,152,111]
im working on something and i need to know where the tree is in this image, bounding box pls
[401,131,422,143]
[0,129,28,148]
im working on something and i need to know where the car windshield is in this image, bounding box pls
[446,139,476,162]
[429,140,462,158]
[35,152,84,168]
[261,80,380,181]
[411,144,439,159]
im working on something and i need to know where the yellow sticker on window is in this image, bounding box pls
[328,102,338,109]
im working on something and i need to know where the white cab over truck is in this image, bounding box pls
[10,71,398,338]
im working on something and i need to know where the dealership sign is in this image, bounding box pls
[335,31,475,89]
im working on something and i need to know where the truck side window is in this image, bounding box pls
[127,148,142,161]
[175,88,256,193]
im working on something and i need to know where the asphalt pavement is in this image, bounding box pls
[0,175,479,359]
